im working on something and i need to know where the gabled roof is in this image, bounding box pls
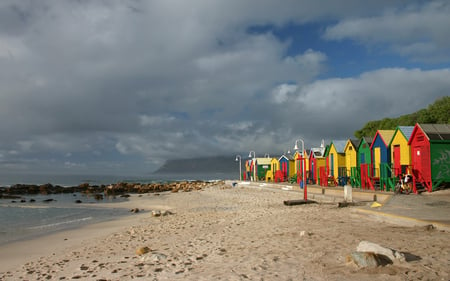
[279,154,295,161]
[358,136,372,150]
[330,140,347,154]
[344,139,359,153]
[389,126,414,146]
[310,146,326,158]
[370,130,395,149]
[398,126,414,140]
[350,139,360,148]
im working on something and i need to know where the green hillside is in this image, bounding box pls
[354,96,450,138]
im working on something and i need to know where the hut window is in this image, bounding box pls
[417,135,424,142]
[349,147,353,151]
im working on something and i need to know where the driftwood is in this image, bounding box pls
[283,199,317,206]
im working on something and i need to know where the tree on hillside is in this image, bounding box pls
[354,96,450,138]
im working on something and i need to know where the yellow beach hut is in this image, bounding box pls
[328,140,347,185]
[344,139,359,177]
[265,157,280,182]
[389,126,414,177]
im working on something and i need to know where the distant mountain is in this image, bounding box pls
[354,96,450,138]
[153,156,238,174]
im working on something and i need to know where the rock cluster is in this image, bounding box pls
[0,180,224,199]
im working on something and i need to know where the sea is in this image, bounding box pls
[0,172,236,246]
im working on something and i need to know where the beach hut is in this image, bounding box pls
[357,137,373,189]
[254,158,272,181]
[370,130,395,191]
[265,157,280,182]
[344,139,359,186]
[370,130,395,177]
[309,141,326,185]
[279,154,295,181]
[389,126,414,177]
[327,140,347,185]
[408,123,450,192]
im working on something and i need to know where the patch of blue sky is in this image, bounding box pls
[247,22,448,79]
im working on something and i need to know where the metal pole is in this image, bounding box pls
[294,139,307,200]
[235,155,242,181]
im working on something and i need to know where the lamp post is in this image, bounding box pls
[294,139,307,200]
[248,151,256,181]
[235,155,242,181]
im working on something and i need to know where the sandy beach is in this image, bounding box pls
[0,182,449,281]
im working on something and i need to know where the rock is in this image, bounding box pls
[356,241,405,263]
[152,210,161,217]
[43,198,55,203]
[161,210,173,216]
[130,208,140,213]
[349,252,391,267]
[151,253,167,262]
[136,246,151,255]
[94,193,104,200]
[75,200,82,204]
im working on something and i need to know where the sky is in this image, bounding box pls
[0,0,449,176]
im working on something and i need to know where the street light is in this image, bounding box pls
[235,155,242,181]
[294,139,307,200]
[248,151,256,181]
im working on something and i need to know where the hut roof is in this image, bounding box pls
[331,140,347,153]
[398,126,414,141]
[419,124,450,140]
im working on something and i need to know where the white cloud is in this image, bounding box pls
[323,1,450,61]
[271,84,298,104]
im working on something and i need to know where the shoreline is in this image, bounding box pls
[1,182,449,280]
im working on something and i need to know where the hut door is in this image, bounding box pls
[360,153,365,164]
[413,146,423,177]
[394,145,401,176]
[374,147,380,177]
[330,154,334,177]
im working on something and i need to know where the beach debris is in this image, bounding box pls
[424,224,435,231]
[151,210,173,217]
[283,199,317,206]
[136,246,151,256]
[356,241,405,263]
[162,210,174,216]
[348,251,392,267]
[370,202,382,208]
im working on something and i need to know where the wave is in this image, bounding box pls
[27,216,93,230]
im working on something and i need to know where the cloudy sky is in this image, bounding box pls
[0,0,449,176]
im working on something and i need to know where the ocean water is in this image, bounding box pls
[0,172,237,246]
[0,193,131,245]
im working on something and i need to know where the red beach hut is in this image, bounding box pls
[408,123,450,192]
